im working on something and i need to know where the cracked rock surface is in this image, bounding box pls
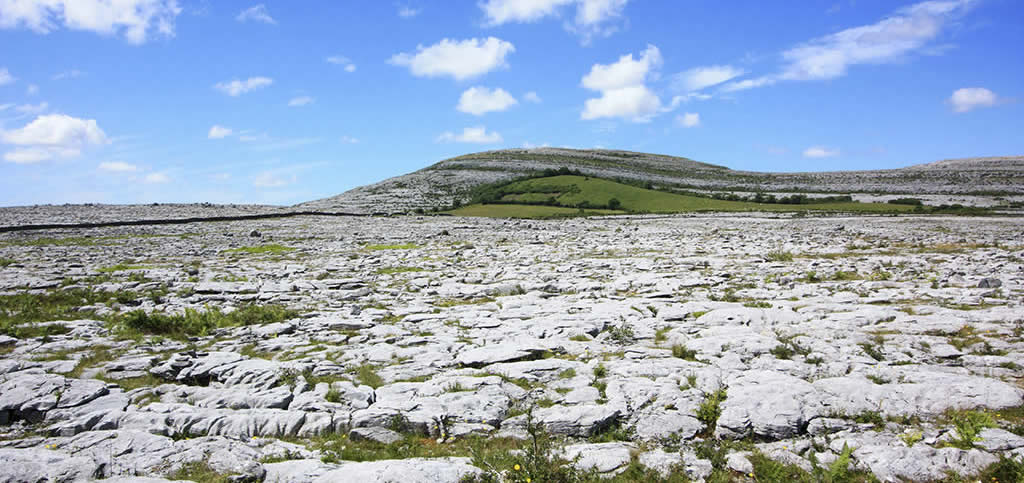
[0,212,1022,481]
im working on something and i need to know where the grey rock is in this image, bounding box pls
[350,427,404,445]
[562,442,635,475]
[313,457,481,483]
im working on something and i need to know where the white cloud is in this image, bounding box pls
[677,112,700,128]
[437,126,503,144]
[288,96,314,107]
[457,86,518,115]
[16,102,48,114]
[252,171,296,187]
[0,0,182,44]
[52,69,83,80]
[0,67,13,85]
[720,76,777,92]
[949,87,998,113]
[326,56,357,72]
[0,103,12,111]
[780,0,974,81]
[673,65,744,92]
[480,0,574,25]
[480,0,628,43]
[398,6,420,18]
[803,146,840,158]
[1,114,109,163]
[25,84,38,95]
[581,44,660,91]
[98,161,137,172]
[340,136,359,144]
[716,0,975,93]
[389,37,515,81]
[144,172,170,183]
[1,114,107,146]
[523,91,542,103]
[580,45,668,122]
[207,125,232,139]
[214,76,272,96]
[236,4,275,24]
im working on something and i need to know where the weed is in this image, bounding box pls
[356,364,384,388]
[569,334,591,342]
[945,410,996,449]
[605,323,635,345]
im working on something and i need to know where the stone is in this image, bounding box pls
[313,457,481,483]
[350,427,404,445]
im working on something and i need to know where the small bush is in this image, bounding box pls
[696,389,727,435]
[765,250,794,262]
[947,410,996,449]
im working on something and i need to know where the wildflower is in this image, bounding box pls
[514,464,521,471]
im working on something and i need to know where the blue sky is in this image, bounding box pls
[0,0,1020,206]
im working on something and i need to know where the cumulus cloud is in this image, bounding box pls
[1,113,109,163]
[237,4,275,24]
[949,87,998,113]
[398,6,420,18]
[389,37,515,81]
[98,161,137,172]
[523,91,542,103]
[288,96,314,107]
[437,126,503,144]
[208,125,232,139]
[214,77,272,96]
[718,0,976,92]
[25,84,38,95]
[0,67,14,85]
[326,56,356,72]
[677,112,700,128]
[0,0,182,44]
[580,44,668,122]
[480,0,628,43]
[673,65,745,92]
[144,172,170,183]
[803,146,840,158]
[457,87,518,115]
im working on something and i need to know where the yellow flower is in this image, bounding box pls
[514,464,521,471]
[526,479,531,483]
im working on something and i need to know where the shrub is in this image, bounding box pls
[696,388,727,435]
[671,344,698,361]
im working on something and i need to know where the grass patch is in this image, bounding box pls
[356,364,384,388]
[447,204,622,219]
[434,297,495,307]
[109,304,299,340]
[376,266,425,275]
[671,343,698,361]
[167,461,235,483]
[0,257,15,267]
[223,244,295,255]
[765,250,794,262]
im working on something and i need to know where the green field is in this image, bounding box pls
[448,203,623,218]
[449,175,916,218]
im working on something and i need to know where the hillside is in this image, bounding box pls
[299,148,1024,214]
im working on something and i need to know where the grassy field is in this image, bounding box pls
[447,203,623,218]
[452,175,916,217]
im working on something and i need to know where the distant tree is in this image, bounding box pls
[608,198,622,210]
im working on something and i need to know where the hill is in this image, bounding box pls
[299,148,1024,214]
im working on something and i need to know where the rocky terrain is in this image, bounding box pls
[0,212,1022,481]
[301,149,1024,214]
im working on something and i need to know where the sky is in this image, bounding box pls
[0,0,1021,207]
